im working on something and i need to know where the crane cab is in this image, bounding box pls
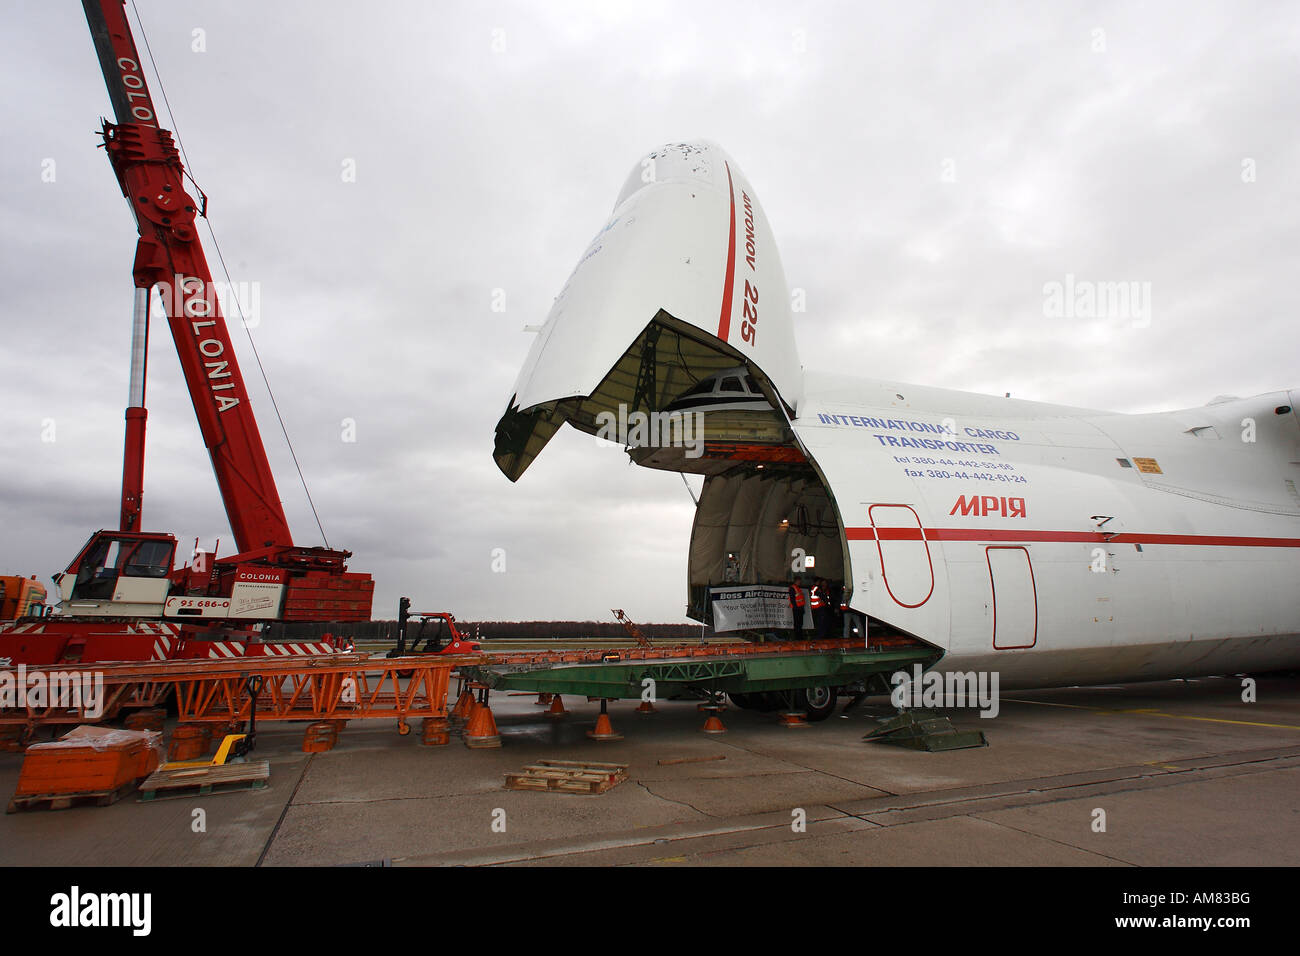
[53,530,177,617]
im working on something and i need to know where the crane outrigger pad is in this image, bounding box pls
[863,710,988,752]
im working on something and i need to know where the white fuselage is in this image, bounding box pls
[793,375,1300,687]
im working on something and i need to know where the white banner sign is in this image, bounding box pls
[710,586,794,632]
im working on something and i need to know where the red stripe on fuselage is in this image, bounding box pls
[845,527,1300,547]
[716,161,737,342]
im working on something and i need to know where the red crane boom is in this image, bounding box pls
[84,0,292,552]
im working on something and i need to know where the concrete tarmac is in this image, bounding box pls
[1,675,1298,867]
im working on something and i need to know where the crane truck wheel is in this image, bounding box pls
[795,686,838,722]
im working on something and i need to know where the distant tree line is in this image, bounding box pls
[265,619,706,643]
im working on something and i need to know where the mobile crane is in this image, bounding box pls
[0,1,372,666]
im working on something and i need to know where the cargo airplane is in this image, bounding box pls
[494,141,1299,690]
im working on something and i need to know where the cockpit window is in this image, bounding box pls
[719,376,743,392]
[126,539,174,578]
[75,539,112,587]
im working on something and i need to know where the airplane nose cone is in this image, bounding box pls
[613,141,723,211]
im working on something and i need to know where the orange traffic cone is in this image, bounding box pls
[636,700,657,715]
[546,695,569,718]
[586,700,623,741]
[699,703,727,734]
[778,711,810,728]
[464,702,501,748]
[450,688,476,721]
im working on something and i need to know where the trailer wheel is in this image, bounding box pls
[796,686,837,722]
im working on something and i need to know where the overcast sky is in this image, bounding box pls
[1,1,1295,623]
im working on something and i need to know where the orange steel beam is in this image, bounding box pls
[1,653,484,735]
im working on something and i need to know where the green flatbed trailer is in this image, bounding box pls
[461,643,941,713]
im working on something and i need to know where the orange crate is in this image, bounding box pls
[301,721,339,753]
[125,708,166,732]
[14,728,162,798]
[167,724,212,762]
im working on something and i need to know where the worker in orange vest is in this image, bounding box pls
[789,578,807,640]
[810,579,829,639]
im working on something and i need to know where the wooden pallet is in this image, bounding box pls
[7,778,138,813]
[138,760,270,801]
[504,759,628,795]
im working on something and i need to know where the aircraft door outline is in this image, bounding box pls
[987,545,1038,649]
[868,503,935,608]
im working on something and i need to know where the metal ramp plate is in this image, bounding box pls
[863,710,988,751]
